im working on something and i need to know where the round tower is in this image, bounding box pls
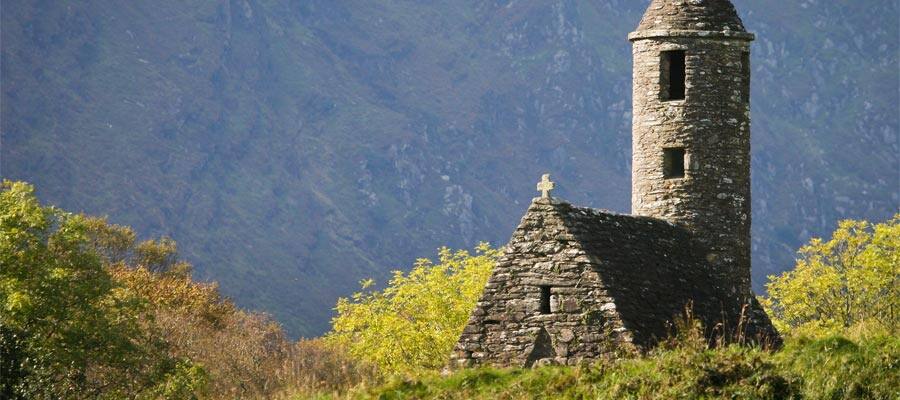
[629,0,755,295]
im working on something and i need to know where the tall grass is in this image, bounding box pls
[342,334,897,400]
[157,308,379,399]
[271,339,379,399]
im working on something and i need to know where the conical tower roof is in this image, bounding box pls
[635,0,747,33]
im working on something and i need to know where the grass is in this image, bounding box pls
[292,334,899,400]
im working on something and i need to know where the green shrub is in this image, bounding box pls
[328,245,499,376]
[761,215,899,337]
[775,335,900,400]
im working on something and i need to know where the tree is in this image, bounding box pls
[74,193,292,398]
[328,244,499,375]
[761,215,899,337]
[0,180,204,399]
[1,180,379,398]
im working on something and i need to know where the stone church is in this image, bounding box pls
[451,0,781,368]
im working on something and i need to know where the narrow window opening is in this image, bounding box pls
[661,50,686,101]
[741,52,751,103]
[539,286,552,314]
[663,148,686,179]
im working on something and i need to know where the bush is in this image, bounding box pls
[761,215,899,337]
[775,335,900,399]
[94,208,375,399]
[328,245,499,376]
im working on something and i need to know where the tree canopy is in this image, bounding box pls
[0,180,203,399]
[328,244,499,375]
[761,215,899,337]
[1,181,349,399]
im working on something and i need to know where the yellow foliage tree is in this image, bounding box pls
[328,244,499,375]
[761,215,899,337]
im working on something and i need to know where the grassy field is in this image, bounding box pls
[296,335,898,400]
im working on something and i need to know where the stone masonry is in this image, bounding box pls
[451,0,780,368]
[450,198,779,367]
[630,0,755,298]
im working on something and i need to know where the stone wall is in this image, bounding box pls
[451,198,780,368]
[630,31,754,297]
[451,199,632,368]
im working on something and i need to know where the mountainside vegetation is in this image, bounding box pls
[2,0,897,337]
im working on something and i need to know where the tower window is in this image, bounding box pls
[663,148,686,179]
[660,50,686,101]
[539,286,552,314]
[741,52,750,103]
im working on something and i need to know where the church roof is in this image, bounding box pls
[634,0,747,34]
[515,198,775,347]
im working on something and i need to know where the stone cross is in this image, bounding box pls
[537,174,555,199]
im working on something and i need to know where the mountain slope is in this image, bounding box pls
[2,0,897,337]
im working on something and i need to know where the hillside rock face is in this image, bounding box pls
[2,0,897,337]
